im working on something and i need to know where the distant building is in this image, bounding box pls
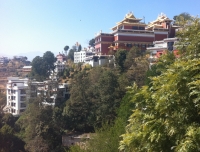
[56,52,66,62]
[85,55,114,67]
[54,61,66,73]
[0,56,9,64]
[22,66,32,73]
[4,77,70,116]
[74,51,95,63]
[94,12,179,55]
[147,37,179,65]
[4,77,28,116]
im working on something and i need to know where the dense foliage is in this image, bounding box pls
[120,17,200,152]
[2,14,199,152]
[31,51,55,81]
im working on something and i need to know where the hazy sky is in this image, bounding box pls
[0,0,199,60]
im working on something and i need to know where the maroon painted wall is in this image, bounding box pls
[101,43,111,55]
[154,34,168,41]
[118,35,154,42]
[101,36,114,42]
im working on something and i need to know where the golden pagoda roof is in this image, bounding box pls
[146,13,173,30]
[111,12,145,31]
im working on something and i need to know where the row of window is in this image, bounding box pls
[8,96,26,101]
[132,26,145,30]
[9,102,26,108]
[8,89,26,94]
[8,89,16,94]
[9,108,25,114]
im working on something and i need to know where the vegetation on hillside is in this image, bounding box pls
[1,13,199,152]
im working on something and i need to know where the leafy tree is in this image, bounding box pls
[43,51,55,73]
[115,49,127,72]
[31,51,55,81]
[124,47,142,69]
[64,45,69,52]
[173,12,193,27]
[64,67,123,131]
[68,49,75,61]
[78,44,82,51]
[145,50,176,86]
[16,97,65,151]
[89,38,95,47]
[176,17,200,57]
[120,17,200,152]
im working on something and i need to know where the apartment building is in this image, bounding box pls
[4,77,28,116]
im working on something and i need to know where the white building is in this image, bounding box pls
[4,77,70,116]
[54,61,66,73]
[147,37,179,65]
[0,56,9,64]
[4,77,28,116]
[74,51,95,63]
[85,55,114,67]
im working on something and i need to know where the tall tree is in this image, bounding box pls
[114,49,127,72]
[78,45,82,52]
[89,38,95,47]
[67,49,75,61]
[64,45,69,52]
[31,51,55,81]
[173,12,193,27]
[64,45,69,56]
[43,51,55,73]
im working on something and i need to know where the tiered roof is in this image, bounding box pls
[146,13,173,30]
[111,12,146,31]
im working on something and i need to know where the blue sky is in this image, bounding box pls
[0,0,199,60]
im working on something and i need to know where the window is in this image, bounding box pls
[11,90,16,94]
[132,26,138,30]
[20,109,25,113]
[11,96,16,100]
[127,44,133,48]
[11,102,16,107]
[11,108,16,113]
[20,96,26,101]
[21,103,26,108]
[139,27,145,30]
[21,89,26,94]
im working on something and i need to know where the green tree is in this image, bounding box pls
[89,39,95,47]
[120,18,200,152]
[173,12,193,27]
[64,45,69,52]
[16,97,64,151]
[43,51,55,74]
[78,45,82,51]
[64,45,69,56]
[68,49,75,61]
[31,51,55,81]
[115,49,127,72]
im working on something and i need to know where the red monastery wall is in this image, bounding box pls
[118,36,154,42]
[101,44,111,55]
[154,34,168,41]
[101,36,114,42]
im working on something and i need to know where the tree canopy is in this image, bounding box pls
[64,45,69,51]
[89,38,95,47]
[120,17,200,152]
[173,12,193,27]
[31,51,55,81]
